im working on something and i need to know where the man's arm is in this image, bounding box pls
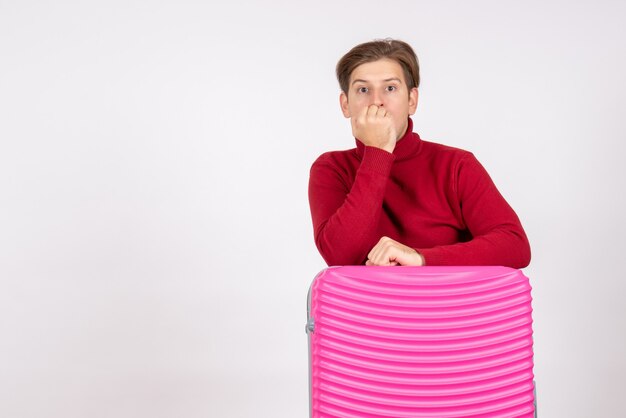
[309,105,400,265]
[416,154,531,268]
[365,154,530,268]
[309,146,394,266]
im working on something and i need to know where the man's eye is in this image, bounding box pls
[358,87,368,93]
[386,86,397,92]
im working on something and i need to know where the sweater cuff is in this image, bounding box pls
[361,146,395,176]
[415,248,447,267]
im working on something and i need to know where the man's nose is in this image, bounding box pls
[371,91,383,107]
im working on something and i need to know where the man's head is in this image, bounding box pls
[336,39,420,95]
[337,39,419,141]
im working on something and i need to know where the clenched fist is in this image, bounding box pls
[351,105,397,153]
[365,236,424,266]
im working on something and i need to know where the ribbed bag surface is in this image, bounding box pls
[307,266,534,418]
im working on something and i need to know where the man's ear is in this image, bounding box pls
[408,88,418,115]
[339,92,351,118]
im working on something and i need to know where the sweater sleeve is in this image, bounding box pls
[308,147,395,266]
[417,154,531,268]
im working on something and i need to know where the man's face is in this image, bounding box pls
[340,58,418,140]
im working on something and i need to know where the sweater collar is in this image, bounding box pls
[355,118,421,161]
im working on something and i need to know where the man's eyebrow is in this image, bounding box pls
[351,77,403,85]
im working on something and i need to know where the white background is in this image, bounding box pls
[1,1,625,417]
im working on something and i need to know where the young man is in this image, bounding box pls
[308,39,531,268]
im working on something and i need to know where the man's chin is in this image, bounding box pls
[395,125,408,140]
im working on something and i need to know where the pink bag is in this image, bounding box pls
[306,266,535,417]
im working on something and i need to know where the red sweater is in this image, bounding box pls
[308,119,531,268]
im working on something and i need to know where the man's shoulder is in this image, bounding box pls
[420,138,474,159]
[312,147,359,167]
[417,138,490,182]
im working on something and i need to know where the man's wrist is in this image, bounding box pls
[415,251,425,266]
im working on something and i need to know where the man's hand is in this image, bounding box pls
[351,105,397,153]
[366,236,424,266]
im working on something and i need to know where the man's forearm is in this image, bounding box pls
[309,147,395,265]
